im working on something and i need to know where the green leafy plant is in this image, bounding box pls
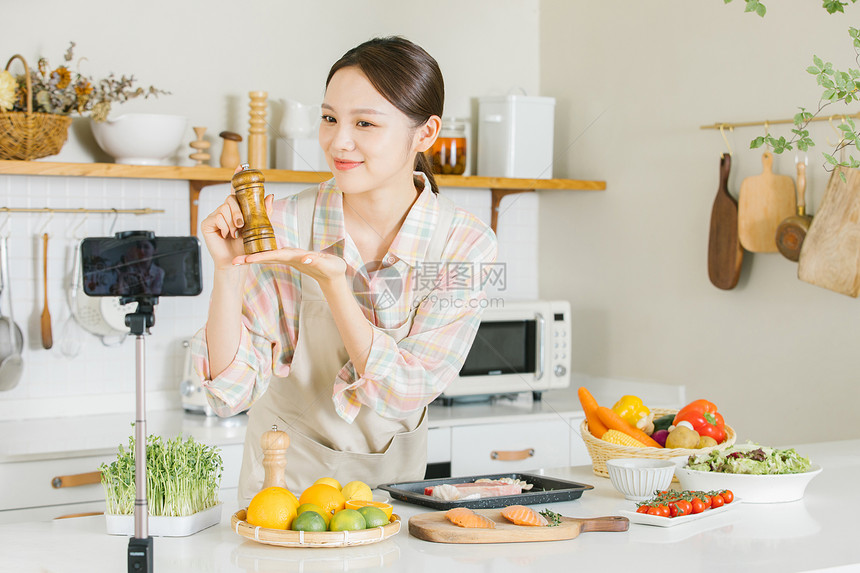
[100,433,223,517]
[725,0,860,172]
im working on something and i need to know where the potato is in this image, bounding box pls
[665,426,699,449]
[696,435,718,449]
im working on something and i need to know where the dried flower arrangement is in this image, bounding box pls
[0,42,168,122]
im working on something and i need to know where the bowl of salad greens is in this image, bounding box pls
[674,444,822,503]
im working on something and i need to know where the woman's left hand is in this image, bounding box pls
[234,248,347,285]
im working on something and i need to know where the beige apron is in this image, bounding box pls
[237,186,456,504]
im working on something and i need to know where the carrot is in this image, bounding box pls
[577,387,608,438]
[596,406,662,448]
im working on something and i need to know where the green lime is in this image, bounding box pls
[291,510,327,532]
[296,502,331,527]
[329,508,366,531]
[357,506,389,528]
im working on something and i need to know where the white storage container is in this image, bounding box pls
[477,95,555,179]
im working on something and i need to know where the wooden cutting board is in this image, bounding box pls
[708,153,743,289]
[798,167,860,296]
[408,510,628,544]
[738,151,797,252]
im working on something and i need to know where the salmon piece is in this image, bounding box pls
[500,505,548,526]
[445,507,496,528]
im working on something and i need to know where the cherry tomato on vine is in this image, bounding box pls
[690,497,707,514]
[647,504,670,517]
[669,500,692,517]
[720,490,734,504]
[637,505,651,514]
[710,494,725,509]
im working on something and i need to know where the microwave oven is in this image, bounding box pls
[439,300,571,403]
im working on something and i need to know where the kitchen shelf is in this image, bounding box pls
[0,160,606,234]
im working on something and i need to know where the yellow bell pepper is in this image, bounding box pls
[611,395,650,427]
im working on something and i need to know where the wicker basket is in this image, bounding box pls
[0,54,73,161]
[580,408,737,478]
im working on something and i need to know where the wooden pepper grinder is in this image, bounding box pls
[261,425,290,489]
[231,163,278,254]
[247,91,268,169]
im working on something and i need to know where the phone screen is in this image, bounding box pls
[81,236,203,297]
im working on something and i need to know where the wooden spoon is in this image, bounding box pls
[40,233,52,349]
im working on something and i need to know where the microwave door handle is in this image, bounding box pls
[535,313,544,380]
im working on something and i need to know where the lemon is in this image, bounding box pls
[246,486,300,530]
[296,502,331,527]
[357,506,389,528]
[344,499,393,520]
[341,480,372,502]
[329,508,366,531]
[313,477,342,491]
[291,511,327,532]
[299,484,346,517]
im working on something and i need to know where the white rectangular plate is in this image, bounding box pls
[105,503,222,537]
[619,499,740,528]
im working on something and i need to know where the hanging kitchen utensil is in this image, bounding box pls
[798,166,860,296]
[59,241,84,358]
[0,236,24,391]
[40,232,53,349]
[71,238,135,339]
[776,153,813,262]
[708,153,743,289]
[738,151,797,252]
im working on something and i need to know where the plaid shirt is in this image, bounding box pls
[192,176,498,423]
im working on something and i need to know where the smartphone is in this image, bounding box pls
[81,235,203,297]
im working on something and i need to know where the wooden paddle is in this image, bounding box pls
[738,151,797,253]
[408,509,628,544]
[708,153,743,289]
[798,167,860,296]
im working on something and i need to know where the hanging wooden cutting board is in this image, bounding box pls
[408,509,628,544]
[738,151,797,252]
[708,153,743,289]
[798,167,860,296]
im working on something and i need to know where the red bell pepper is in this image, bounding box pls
[673,399,726,443]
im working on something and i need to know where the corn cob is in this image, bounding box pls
[601,429,647,448]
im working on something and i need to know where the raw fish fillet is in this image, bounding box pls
[425,481,523,500]
[445,507,496,528]
[500,505,548,526]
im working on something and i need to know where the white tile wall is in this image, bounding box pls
[0,175,538,420]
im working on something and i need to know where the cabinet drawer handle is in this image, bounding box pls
[490,448,535,461]
[54,512,104,520]
[51,471,102,489]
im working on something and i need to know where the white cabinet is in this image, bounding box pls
[0,442,244,524]
[568,415,591,467]
[449,419,571,476]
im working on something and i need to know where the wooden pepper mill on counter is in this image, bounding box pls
[261,424,290,489]
[231,163,278,254]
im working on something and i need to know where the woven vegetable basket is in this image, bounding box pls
[0,54,73,161]
[579,408,737,478]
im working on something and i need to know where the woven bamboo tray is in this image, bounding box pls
[580,408,737,478]
[0,54,72,161]
[231,509,402,548]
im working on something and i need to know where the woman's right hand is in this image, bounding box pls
[200,194,247,270]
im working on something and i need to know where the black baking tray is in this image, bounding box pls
[378,472,594,510]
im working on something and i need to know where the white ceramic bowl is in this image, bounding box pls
[606,458,676,501]
[91,113,187,165]
[674,464,823,503]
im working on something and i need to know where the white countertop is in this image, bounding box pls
[1,439,857,573]
[0,375,684,463]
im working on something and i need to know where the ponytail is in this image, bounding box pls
[414,152,439,194]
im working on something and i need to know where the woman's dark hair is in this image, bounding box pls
[326,36,444,194]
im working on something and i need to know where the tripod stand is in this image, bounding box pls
[125,296,157,573]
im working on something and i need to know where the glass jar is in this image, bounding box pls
[428,118,467,175]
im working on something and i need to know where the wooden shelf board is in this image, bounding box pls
[0,161,605,191]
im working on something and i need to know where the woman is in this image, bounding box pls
[192,37,497,504]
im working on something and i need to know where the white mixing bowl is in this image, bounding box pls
[91,113,187,165]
